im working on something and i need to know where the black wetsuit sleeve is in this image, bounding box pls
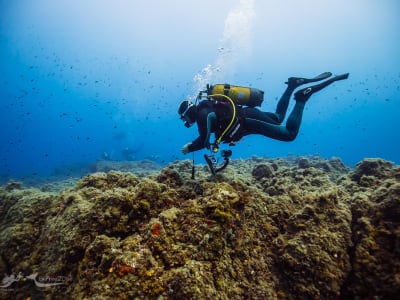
[188,108,216,152]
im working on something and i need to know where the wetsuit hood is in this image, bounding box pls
[178,100,197,127]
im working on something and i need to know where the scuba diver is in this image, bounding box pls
[178,72,349,174]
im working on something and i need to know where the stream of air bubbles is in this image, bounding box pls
[191,0,255,99]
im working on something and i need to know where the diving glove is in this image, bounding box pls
[181,143,192,155]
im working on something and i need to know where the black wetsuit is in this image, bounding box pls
[187,84,304,152]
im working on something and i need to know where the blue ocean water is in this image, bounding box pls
[1,0,399,183]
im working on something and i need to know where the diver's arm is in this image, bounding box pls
[187,111,216,152]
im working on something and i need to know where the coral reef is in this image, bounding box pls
[90,159,162,176]
[0,156,399,299]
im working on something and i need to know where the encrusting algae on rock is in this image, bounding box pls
[0,156,399,299]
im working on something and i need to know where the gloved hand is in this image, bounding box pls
[181,143,192,155]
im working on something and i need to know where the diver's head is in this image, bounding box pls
[178,100,197,128]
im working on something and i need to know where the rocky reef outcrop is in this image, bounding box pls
[0,156,399,299]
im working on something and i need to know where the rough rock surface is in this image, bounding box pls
[0,156,398,299]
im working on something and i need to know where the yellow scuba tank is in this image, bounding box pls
[207,83,264,107]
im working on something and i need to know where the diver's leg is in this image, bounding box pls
[285,101,305,140]
[295,73,349,102]
[275,85,294,123]
[244,101,305,142]
[243,72,347,141]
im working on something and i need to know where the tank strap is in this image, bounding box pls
[223,84,230,96]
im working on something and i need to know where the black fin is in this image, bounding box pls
[310,72,333,81]
[294,73,349,102]
[285,72,332,88]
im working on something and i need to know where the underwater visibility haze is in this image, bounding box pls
[1,0,400,181]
